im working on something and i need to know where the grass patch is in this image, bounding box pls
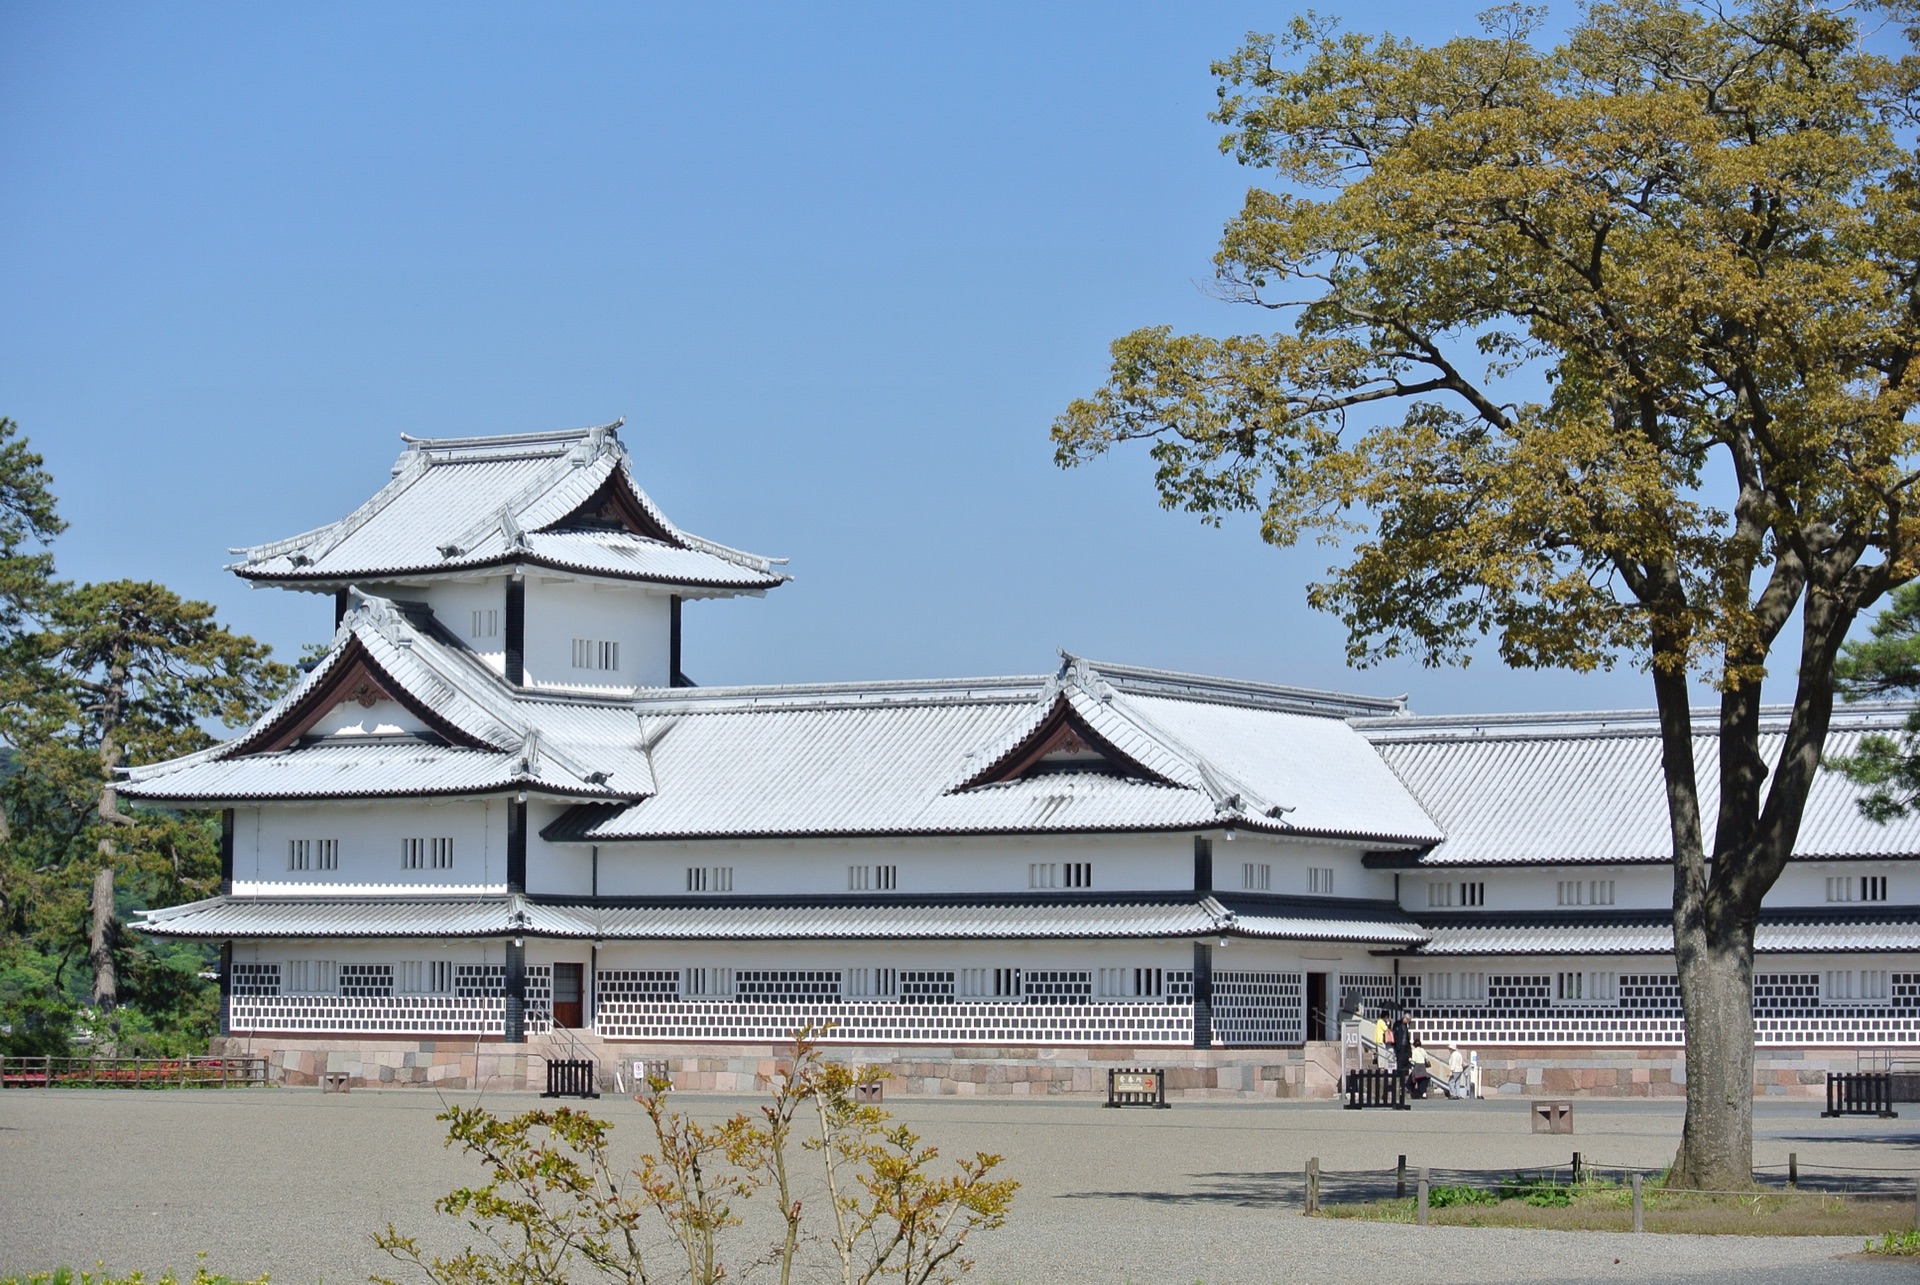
[1322,1177,1912,1236]
[3,1269,268,1285]
[1865,1228,1920,1255]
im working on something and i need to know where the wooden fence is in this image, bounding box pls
[0,1055,269,1089]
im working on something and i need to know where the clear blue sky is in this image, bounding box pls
[0,3,1783,713]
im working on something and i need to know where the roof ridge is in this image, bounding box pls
[396,421,622,455]
[1083,657,1408,719]
[1359,700,1916,743]
[228,448,434,566]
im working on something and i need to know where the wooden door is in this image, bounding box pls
[554,962,584,1029]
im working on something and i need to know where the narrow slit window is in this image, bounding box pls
[1244,862,1271,892]
[287,839,310,872]
[1307,867,1334,895]
[471,609,499,639]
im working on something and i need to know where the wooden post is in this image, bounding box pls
[1305,1157,1320,1215]
[1788,1152,1797,1188]
[1912,1176,1918,1231]
[1631,1173,1644,1233]
[1417,1167,1429,1226]
[1572,1151,1583,1185]
[1397,1153,1407,1199]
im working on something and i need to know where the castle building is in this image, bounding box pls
[125,424,1920,1095]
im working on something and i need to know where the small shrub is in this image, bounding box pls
[1866,1229,1920,1256]
[2,1269,267,1285]
[1496,1174,1572,1207]
[1426,1184,1498,1209]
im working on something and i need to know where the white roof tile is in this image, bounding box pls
[229,424,786,590]
[1365,707,1920,866]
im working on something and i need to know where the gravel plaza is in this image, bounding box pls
[4,1088,1920,1284]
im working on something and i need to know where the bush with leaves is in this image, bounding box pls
[375,1029,1016,1285]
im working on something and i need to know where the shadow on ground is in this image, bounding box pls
[1058,1167,1920,1206]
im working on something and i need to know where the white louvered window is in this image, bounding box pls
[1828,876,1889,903]
[1557,879,1616,907]
[687,866,733,893]
[398,960,452,994]
[1098,967,1163,999]
[1029,863,1055,889]
[1243,862,1271,891]
[1825,969,1890,1004]
[1554,970,1616,1005]
[1064,862,1091,888]
[284,960,338,996]
[685,967,734,998]
[845,968,896,999]
[316,838,338,871]
[1428,881,1488,908]
[848,865,897,891]
[403,837,453,871]
[571,638,621,671]
[1425,971,1488,1005]
[1307,867,1335,895]
[471,609,499,639]
[959,967,1021,998]
[288,839,310,872]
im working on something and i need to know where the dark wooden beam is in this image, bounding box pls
[504,577,525,686]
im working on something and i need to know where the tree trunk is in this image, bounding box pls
[89,852,117,1012]
[1670,915,1757,1189]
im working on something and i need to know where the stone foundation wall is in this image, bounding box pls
[209,1034,528,1091]
[209,1033,1876,1100]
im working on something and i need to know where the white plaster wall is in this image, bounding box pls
[233,800,504,893]
[414,577,511,676]
[230,938,510,968]
[523,578,672,691]
[308,696,432,738]
[1405,865,1674,913]
[590,937,1362,977]
[528,800,594,896]
[1765,861,1905,908]
[576,832,1394,899]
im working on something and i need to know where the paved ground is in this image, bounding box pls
[4,1089,1920,1284]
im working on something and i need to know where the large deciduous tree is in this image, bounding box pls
[1054,0,1920,1187]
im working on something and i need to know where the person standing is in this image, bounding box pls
[1391,1011,1413,1094]
[1447,1044,1469,1099]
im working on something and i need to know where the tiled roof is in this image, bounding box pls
[1415,908,1920,955]
[122,595,653,803]
[130,892,1422,943]
[548,657,1442,845]
[1362,706,1920,866]
[227,424,787,591]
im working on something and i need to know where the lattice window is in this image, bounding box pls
[848,865,897,891]
[1064,862,1091,888]
[316,838,338,871]
[1825,969,1892,1005]
[1308,867,1334,895]
[230,963,280,997]
[1461,881,1484,906]
[1554,971,1617,1004]
[1243,863,1271,892]
[288,839,310,872]
[1427,880,1454,908]
[471,609,498,639]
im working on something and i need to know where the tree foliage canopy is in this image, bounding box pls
[1057,0,1920,682]
[1054,0,1920,1189]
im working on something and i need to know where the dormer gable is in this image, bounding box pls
[236,635,495,756]
[954,693,1181,791]
[544,473,678,545]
